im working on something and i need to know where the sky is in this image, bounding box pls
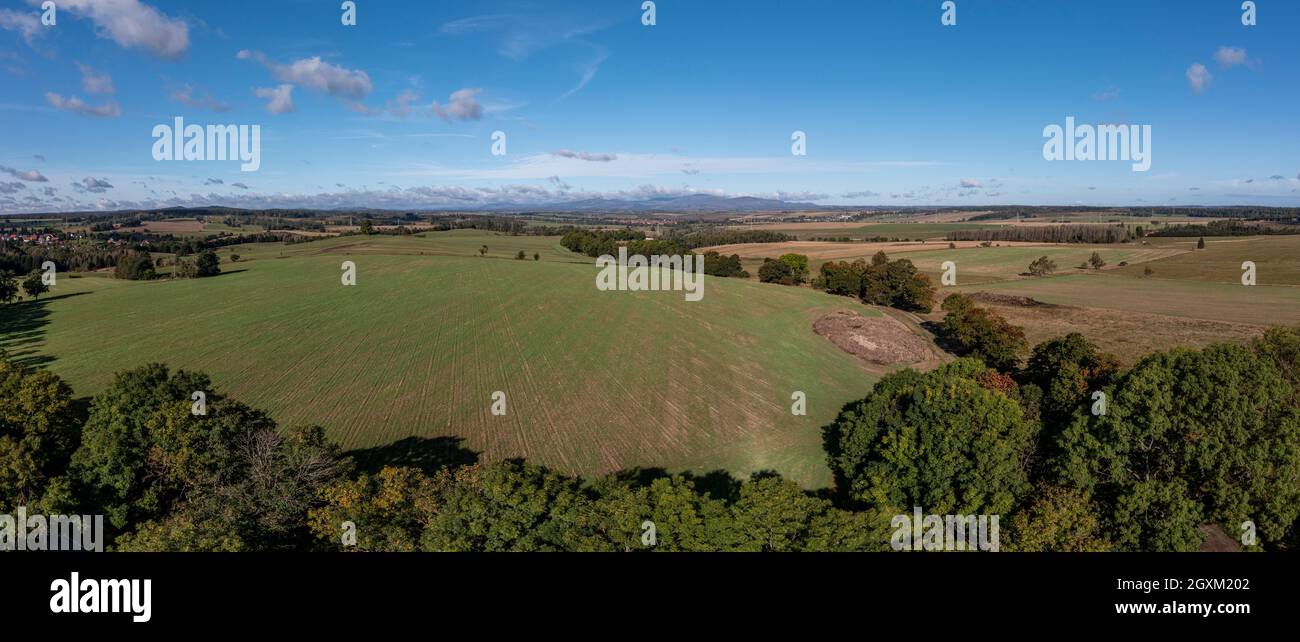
[1,0,1298,214]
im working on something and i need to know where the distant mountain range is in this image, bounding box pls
[487,194,825,214]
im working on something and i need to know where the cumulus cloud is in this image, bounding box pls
[53,0,189,60]
[0,165,48,181]
[72,176,113,193]
[254,84,295,115]
[75,62,115,94]
[1213,46,1248,67]
[842,190,880,198]
[238,50,372,100]
[204,178,224,185]
[231,182,249,190]
[547,175,571,190]
[1186,63,1212,93]
[170,84,230,112]
[552,149,617,162]
[0,8,42,44]
[431,88,483,121]
[959,178,982,188]
[45,92,122,117]
[0,181,25,194]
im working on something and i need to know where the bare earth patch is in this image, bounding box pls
[813,310,933,365]
[968,292,1060,308]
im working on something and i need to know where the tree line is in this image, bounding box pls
[947,225,1129,244]
[1149,220,1300,237]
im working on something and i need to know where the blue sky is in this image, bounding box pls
[1,0,1298,213]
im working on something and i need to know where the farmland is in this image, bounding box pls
[0,230,909,488]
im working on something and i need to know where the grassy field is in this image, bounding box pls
[1,231,895,488]
[937,235,1300,361]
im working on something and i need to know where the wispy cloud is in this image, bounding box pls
[75,62,115,94]
[170,84,230,112]
[45,92,121,117]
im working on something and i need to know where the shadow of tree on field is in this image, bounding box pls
[605,466,748,503]
[344,436,480,475]
[0,292,91,369]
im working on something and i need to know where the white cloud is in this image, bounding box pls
[431,88,483,121]
[1213,46,1248,67]
[50,0,189,60]
[170,84,230,112]
[0,165,48,181]
[72,176,113,193]
[387,89,419,118]
[552,149,617,162]
[1186,63,1212,93]
[254,84,295,115]
[959,178,982,188]
[44,92,122,117]
[238,50,372,100]
[75,62,115,94]
[0,8,42,44]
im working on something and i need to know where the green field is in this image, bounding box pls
[1,231,890,487]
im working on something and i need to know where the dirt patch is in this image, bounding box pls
[968,292,1060,308]
[813,310,933,365]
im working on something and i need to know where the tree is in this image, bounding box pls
[359,220,374,235]
[479,245,488,257]
[69,364,276,534]
[533,253,540,261]
[1022,333,1119,431]
[940,299,1027,371]
[1052,343,1300,551]
[1197,236,1205,249]
[0,355,80,512]
[1005,486,1113,552]
[0,271,18,304]
[776,253,809,284]
[115,425,344,552]
[826,359,1037,517]
[1088,251,1105,270]
[1143,266,1154,277]
[516,250,526,260]
[194,250,221,277]
[114,252,155,280]
[757,258,795,285]
[21,270,48,300]
[230,254,241,263]
[1027,255,1057,277]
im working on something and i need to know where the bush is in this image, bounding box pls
[114,252,156,280]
